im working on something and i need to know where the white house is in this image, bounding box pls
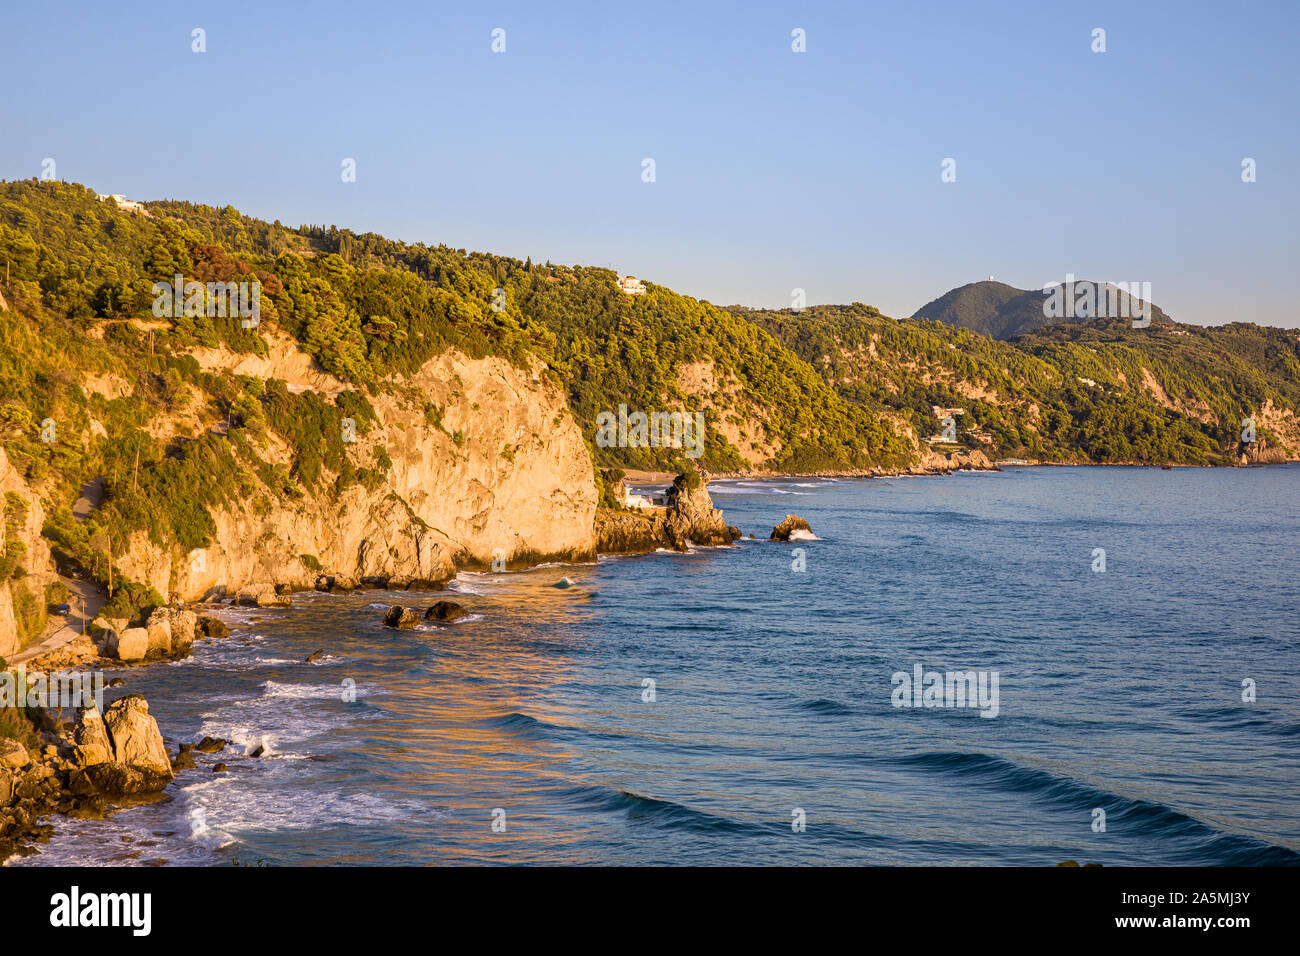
[96,193,145,214]
[623,487,668,509]
[617,275,647,295]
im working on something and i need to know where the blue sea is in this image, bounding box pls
[14,466,1300,866]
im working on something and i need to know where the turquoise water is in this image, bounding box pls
[16,466,1300,865]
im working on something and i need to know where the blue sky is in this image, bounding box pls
[2,0,1297,326]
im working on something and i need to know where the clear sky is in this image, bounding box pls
[2,0,1297,326]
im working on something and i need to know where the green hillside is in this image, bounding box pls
[740,303,1300,464]
[1,178,1297,626]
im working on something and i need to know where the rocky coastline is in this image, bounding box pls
[6,446,1294,861]
[1,469,750,860]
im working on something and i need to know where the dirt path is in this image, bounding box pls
[72,476,104,520]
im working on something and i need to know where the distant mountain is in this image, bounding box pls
[913,279,1171,340]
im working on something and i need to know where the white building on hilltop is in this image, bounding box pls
[617,275,647,295]
[96,193,145,214]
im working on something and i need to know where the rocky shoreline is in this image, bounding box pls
[1,469,751,860]
[10,448,1289,861]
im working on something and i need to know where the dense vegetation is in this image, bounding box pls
[741,303,1299,464]
[0,178,1296,631]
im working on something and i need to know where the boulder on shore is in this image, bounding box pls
[145,615,172,655]
[0,738,30,770]
[109,627,149,662]
[142,606,197,659]
[770,515,814,541]
[424,601,468,623]
[66,696,174,796]
[235,585,291,608]
[194,736,227,754]
[383,606,420,629]
[315,574,358,593]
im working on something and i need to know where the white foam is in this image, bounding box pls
[259,679,366,700]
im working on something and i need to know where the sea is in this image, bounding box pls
[12,465,1300,866]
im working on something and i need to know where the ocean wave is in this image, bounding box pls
[551,784,757,836]
[797,698,855,716]
[898,751,1300,864]
[415,613,484,630]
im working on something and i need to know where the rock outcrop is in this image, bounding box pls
[197,615,230,640]
[142,606,197,659]
[770,515,814,541]
[1240,438,1291,466]
[236,585,291,608]
[71,705,113,767]
[67,696,174,797]
[424,601,468,623]
[596,471,739,555]
[4,693,178,854]
[0,738,30,770]
[383,606,420,629]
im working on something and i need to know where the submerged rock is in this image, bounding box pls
[171,749,197,771]
[197,616,230,640]
[550,577,575,589]
[236,585,291,608]
[424,601,468,623]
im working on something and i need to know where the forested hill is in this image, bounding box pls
[738,302,1300,465]
[912,278,1173,339]
[0,179,911,480]
[2,177,1298,498]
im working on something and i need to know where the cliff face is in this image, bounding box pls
[0,447,53,659]
[113,346,598,601]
